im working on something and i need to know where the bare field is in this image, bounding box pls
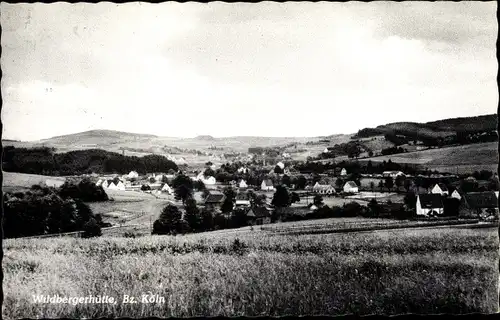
[3,226,497,318]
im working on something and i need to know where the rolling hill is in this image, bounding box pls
[353,114,497,139]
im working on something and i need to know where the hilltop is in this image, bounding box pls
[353,114,497,139]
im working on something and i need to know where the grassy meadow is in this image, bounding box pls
[363,142,498,168]
[3,226,498,318]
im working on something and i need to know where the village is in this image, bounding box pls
[88,151,499,229]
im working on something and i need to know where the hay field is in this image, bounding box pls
[3,226,497,318]
[2,171,67,190]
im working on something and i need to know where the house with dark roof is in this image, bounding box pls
[460,192,499,218]
[431,183,449,196]
[204,191,225,208]
[416,194,444,216]
[246,206,271,225]
[235,192,251,207]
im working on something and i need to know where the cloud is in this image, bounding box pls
[0,2,497,140]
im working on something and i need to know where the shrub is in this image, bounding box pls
[82,218,102,238]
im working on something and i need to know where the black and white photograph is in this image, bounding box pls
[1,1,499,318]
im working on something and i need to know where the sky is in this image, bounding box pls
[1,1,498,141]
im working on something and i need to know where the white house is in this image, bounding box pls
[161,183,173,194]
[128,171,139,179]
[203,176,216,185]
[451,190,462,200]
[431,183,449,196]
[340,168,347,176]
[95,179,103,187]
[154,174,164,182]
[313,180,336,195]
[343,181,359,193]
[261,179,275,191]
[276,162,285,170]
[148,183,163,190]
[416,194,444,216]
[239,180,248,189]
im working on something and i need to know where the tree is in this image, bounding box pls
[335,178,344,190]
[141,184,151,191]
[395,175,404,191]
[271,185,290,208]
[230,207,249,228]
[368,150,374,157]
[296,175,307,190]
[443,198,460,217]
[200,208,214,231]
[184,198,201,232]
[82,218,102,238]
[378,180,384,191]
[172,174,194,204]
[403,193,417,210]
[369,181,375,192]
[384,177,394,192]
[403,179,413,192]
[152,204,184,235]
[290,192,300,204]
[282,174,291,187]
[221,187,236,214]
[367,198,381,217]
[204,168,216,177]
[313,194,324,207]
[274,165,284,174]
[193,180,206,191]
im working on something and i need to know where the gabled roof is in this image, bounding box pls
[463,192,498,209]
[247,206,270,218]
[418,194,444,209]
[262,179,274,186]
[436,183,448,191]
[344,181,358,188]
[205,191,225,204]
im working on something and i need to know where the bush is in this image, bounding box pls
[82,218,102,238]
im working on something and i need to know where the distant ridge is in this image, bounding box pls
[41,129,158,141]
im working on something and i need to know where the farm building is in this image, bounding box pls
[276,162,285,170]
[239,180,248,189]
[431,183,449,196]
[235,192,251,207]
[343,181,359,193]
[313,180,336,195]
[204,191,225,209]
[382,171,405,178]
[451,189,462,200]
[340,168,347,176]
[246,207,271,225]
[416,194,444,217]
[107,180,126,191]
[460,192,499,218]
[261,179,275,191]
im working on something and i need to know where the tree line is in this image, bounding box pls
[3,179,109,238]
[2,147,178,176]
